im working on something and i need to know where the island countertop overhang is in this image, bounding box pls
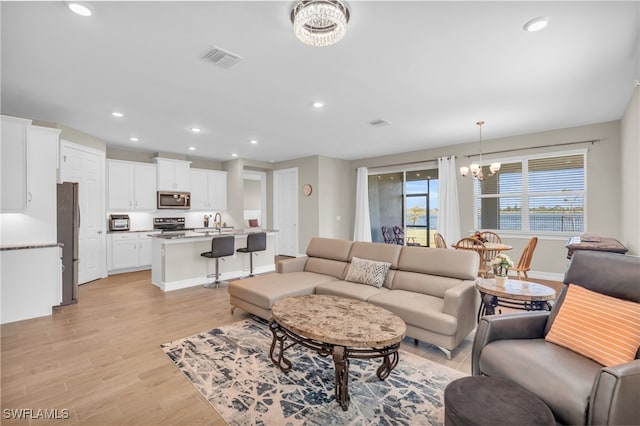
[150,229,277,241]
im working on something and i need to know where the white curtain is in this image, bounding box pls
[437,156,461,246]
[353,167,372,242]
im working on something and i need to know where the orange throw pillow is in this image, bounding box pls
[545,284,640,367]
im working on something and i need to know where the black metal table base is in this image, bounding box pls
[268,318,400,411]
[477,293,554,322]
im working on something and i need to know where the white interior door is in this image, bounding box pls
[60,141,106,283]
[273,168,298,256]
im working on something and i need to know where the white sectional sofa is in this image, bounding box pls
[228,237,480,358]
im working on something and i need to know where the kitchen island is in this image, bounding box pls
[150,229,277,291]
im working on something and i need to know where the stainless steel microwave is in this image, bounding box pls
[157,191,191,209]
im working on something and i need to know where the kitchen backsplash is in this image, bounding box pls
[110,211,233,231]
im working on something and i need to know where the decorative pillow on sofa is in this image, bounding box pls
[545,284,640,367]
[344,257,391,288]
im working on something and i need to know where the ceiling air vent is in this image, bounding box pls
[369,119,391,127]
[203,46,243,69]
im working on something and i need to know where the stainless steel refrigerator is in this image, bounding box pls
[57,182,79,305]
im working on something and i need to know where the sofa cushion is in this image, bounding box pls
[349,242,402,269]
[479,339,602,425]
[315,280,389,301]
[305,257,349,280]
[228,272,335,310]
[392,270,465,298]
[367,290,457,335]
[545,284,640,367]
[398,246,478,281]
[344,257,391,288]
[306,237,353,261]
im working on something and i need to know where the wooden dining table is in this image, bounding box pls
[452,241,513,252]
[452,240,513,277]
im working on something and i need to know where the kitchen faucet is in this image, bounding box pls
[214,212,222,230]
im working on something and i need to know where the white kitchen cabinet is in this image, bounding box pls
[1,246,61,324]
[107,160,157,211]
[156,158,190,191]
[133,164,157,210]
[1,116,31,212]
[1,116,60,244]
[138,234,152,266]
[190,168,227,211]
[108,232,153,273]
[110,233,139,270]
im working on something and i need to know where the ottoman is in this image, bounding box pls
[444,376,555,426]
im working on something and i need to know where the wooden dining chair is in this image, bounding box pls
[434,232,447,249]
[454,237,490,277]
[480,231,502,244]
[511,237,538,280]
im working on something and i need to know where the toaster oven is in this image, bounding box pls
[109,214,130,231]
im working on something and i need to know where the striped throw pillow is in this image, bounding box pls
[545,284,640,367]
[345,257,391,288]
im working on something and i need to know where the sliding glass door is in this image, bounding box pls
[369,169,439,246]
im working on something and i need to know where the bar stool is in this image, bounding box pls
[201,235,235,288]
[236,232,266,277]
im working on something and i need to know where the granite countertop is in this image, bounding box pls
[107,229,157,234]
[151,228,277,240]
[0,242,63,251]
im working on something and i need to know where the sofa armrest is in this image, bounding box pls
[472,311,550,375]
[276,256,307,273]
[442,280,478,318]
[589,359,640,425]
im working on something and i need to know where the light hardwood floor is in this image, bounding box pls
[1,270,561,425]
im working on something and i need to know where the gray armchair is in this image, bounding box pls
[472,250,640,425]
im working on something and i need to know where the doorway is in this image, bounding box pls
[59,140,106,284]
[243,170,266,228]
[273,167,298,257]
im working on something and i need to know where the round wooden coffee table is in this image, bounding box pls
[475,278,556,321]
[269,294,407,411]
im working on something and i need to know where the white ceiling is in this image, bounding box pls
[2,1,638,163]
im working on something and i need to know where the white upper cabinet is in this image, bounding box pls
[156,158,190,191]
[107,160,157,211]
[1,115,30,212]
[189,168,227,211]
[132,163,157,210]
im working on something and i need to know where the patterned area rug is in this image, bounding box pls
[161,319,465,425]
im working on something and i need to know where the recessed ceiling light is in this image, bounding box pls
[231,153,238,158]
[188,146,196,151]
[249,139,258,145]
[112,112,124,118]
[312,101,325,108]
[191,127,201,133]
[523,16,550,32]
[67,2,92,17]
[129,137,139,142]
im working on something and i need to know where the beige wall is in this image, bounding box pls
[318,156,351,240]
[350,120,625,277]
[621,86,640,255]
[274,156,319,252]
[222,159,244,228]
[243,179,261,210]
[31,119,107,152]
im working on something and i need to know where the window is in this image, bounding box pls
[369,169,439,246]
[475,153,585,234]
[405,171,439,246]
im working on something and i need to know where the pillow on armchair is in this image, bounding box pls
[545,284,640,367]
